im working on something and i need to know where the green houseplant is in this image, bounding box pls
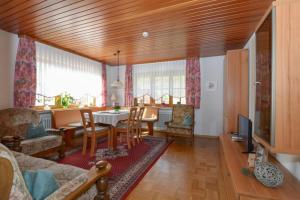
[61,93,74,108]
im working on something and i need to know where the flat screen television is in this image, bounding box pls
[238,114,254,153]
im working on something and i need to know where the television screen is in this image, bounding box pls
[238,114,254,153]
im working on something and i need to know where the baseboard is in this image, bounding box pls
[194,134,219,139]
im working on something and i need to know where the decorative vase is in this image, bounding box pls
[254,162,284,188]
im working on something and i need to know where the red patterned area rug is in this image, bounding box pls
[58,136,172,200]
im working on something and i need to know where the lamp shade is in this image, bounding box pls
[111,94,117,101]
[111,80,123,88]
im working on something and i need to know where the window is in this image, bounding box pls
[36,42,102,106]
[133,60,186,105]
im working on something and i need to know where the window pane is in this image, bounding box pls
[36,42,102,106]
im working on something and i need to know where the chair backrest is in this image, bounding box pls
[0,108,39,138]
[143,106,159,121]
[172,104,195,125]
[136,107,145,123]
[127,107,138,127]
[79,109,95,132]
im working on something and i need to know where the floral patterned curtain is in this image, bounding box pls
[14,36,36,108]
[125,64,134,106]
[186,57,201,108]
[101,63,107,107]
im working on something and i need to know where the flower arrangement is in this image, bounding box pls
[113,105,121,111]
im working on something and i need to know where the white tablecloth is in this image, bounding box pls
[92,110,129,127]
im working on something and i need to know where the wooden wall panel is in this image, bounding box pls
[0,0,273,65]
[224,49,249,134]
[274,0,300,154]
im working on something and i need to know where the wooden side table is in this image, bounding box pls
[59,127,76,148]
[1,136,23,152]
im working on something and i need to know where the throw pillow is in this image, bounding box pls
[0,143,32,200]
[23,170,59,200]
[182,113,193,126]
[26,122,47,139]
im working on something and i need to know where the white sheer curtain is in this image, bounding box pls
[36,42,102,106]
[133,60,186,104]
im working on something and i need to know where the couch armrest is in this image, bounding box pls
[46,128,64,136]
[64,160,111,200]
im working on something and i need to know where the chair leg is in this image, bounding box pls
[82,133,88,155]
[127,129,132,149]
[136,127,140,144]
[191,133,194,146]
[139,127,143,141]
[131,128,136,146]
[90,134,96,157]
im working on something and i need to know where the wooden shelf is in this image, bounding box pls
[219,133,300,200]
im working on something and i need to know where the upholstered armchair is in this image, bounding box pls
[165,105,195,144]
[0,108,65,158]
[0,143,111,200]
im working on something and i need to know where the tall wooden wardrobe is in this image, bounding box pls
[223,49,249,134]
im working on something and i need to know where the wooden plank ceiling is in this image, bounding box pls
[0,0,272,65]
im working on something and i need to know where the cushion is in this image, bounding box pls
[23,170,59,200]
[0,143,32,200]
[26,122,47,139]
[182,113,193,126]
[86,126,108,132]
[21,135,62,155]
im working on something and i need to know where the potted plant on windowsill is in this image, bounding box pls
[61,93,74,109]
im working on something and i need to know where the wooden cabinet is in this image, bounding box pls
[254,0,300,154]
[223,49,249,134]
[220,134,300,200]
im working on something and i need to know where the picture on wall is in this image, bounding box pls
[206,81,217,91]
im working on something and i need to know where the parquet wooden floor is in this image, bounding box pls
[126,135,227,200]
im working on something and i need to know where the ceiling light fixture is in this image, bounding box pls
[111,50,123,88]
[142,31,149,38]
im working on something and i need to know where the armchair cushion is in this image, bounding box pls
[21,135,62,155]
[0,144,32,200]
[0,108,39,138]
[26,122,48,139]
[23,170,59,200]
[182,113,193,126]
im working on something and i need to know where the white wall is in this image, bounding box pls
[196,56,224,136]
[0,29,18,109]
[106,56,225,136]
[244,33,300,181]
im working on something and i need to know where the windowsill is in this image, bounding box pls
[31,105,107,112]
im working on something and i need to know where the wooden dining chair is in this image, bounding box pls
[80,109,109,157]
[115,107,138,149]
[135,107,145,142]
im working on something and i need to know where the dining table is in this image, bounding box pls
[92,110,129,151]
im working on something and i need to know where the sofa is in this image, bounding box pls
[0,143,111,200]
[0,108,65,158]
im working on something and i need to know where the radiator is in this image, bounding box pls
[39,111,52,129]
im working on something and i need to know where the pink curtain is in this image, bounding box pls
[101,63,107,107]
[125,64,134,107]
[186,57,201,108]
[14,36,36,108]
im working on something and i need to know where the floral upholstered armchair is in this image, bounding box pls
[0,108,65,158]
[165,105,195,144]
